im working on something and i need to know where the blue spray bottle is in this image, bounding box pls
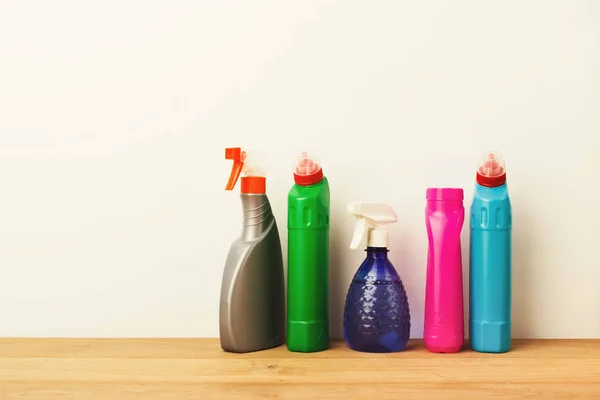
[469,152,512,353]
[343,202,411,353]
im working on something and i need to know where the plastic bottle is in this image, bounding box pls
[424,188,465,353]
[219,147,285,353]
[343,202,411,353]
[469,152,512,353]
[287,152,330,352]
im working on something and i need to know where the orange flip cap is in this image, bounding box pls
[225,147,244,190]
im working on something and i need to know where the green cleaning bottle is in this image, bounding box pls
[287,151,330,352]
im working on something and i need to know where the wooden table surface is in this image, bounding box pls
[0,339,598,399]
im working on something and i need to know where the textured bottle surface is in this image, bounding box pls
[424,193,464,353]
[287,178,330,352]
[219,194,285,353]
[343,248,410,353]
[469,183,512,353]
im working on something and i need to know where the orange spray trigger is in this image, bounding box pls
[225,147,246,190]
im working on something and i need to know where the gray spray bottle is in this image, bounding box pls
[219,147,285,353]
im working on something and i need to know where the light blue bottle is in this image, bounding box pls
[469,152,512,353]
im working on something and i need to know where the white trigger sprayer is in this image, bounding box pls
[347,203,398,249]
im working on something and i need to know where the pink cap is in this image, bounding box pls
[426,188,464,201]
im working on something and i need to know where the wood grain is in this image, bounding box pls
[0,339,599,399]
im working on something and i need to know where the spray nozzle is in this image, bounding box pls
[347,202,398,249]
[225,148,245,190]
[225,147,266,194]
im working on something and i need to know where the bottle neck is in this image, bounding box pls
[365,247,389,259]
[474,182,508,198]
[240,194,274,240]
[426,199,463,212]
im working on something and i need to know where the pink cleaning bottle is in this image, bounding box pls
[424,188,465,353]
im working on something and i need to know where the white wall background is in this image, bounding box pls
[0,0,599,338]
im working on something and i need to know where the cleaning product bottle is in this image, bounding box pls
[424,188,465,353]
[219,147,285,353]
[343,202,411,353]
[469,151,512,353]
[287,152,330,352]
